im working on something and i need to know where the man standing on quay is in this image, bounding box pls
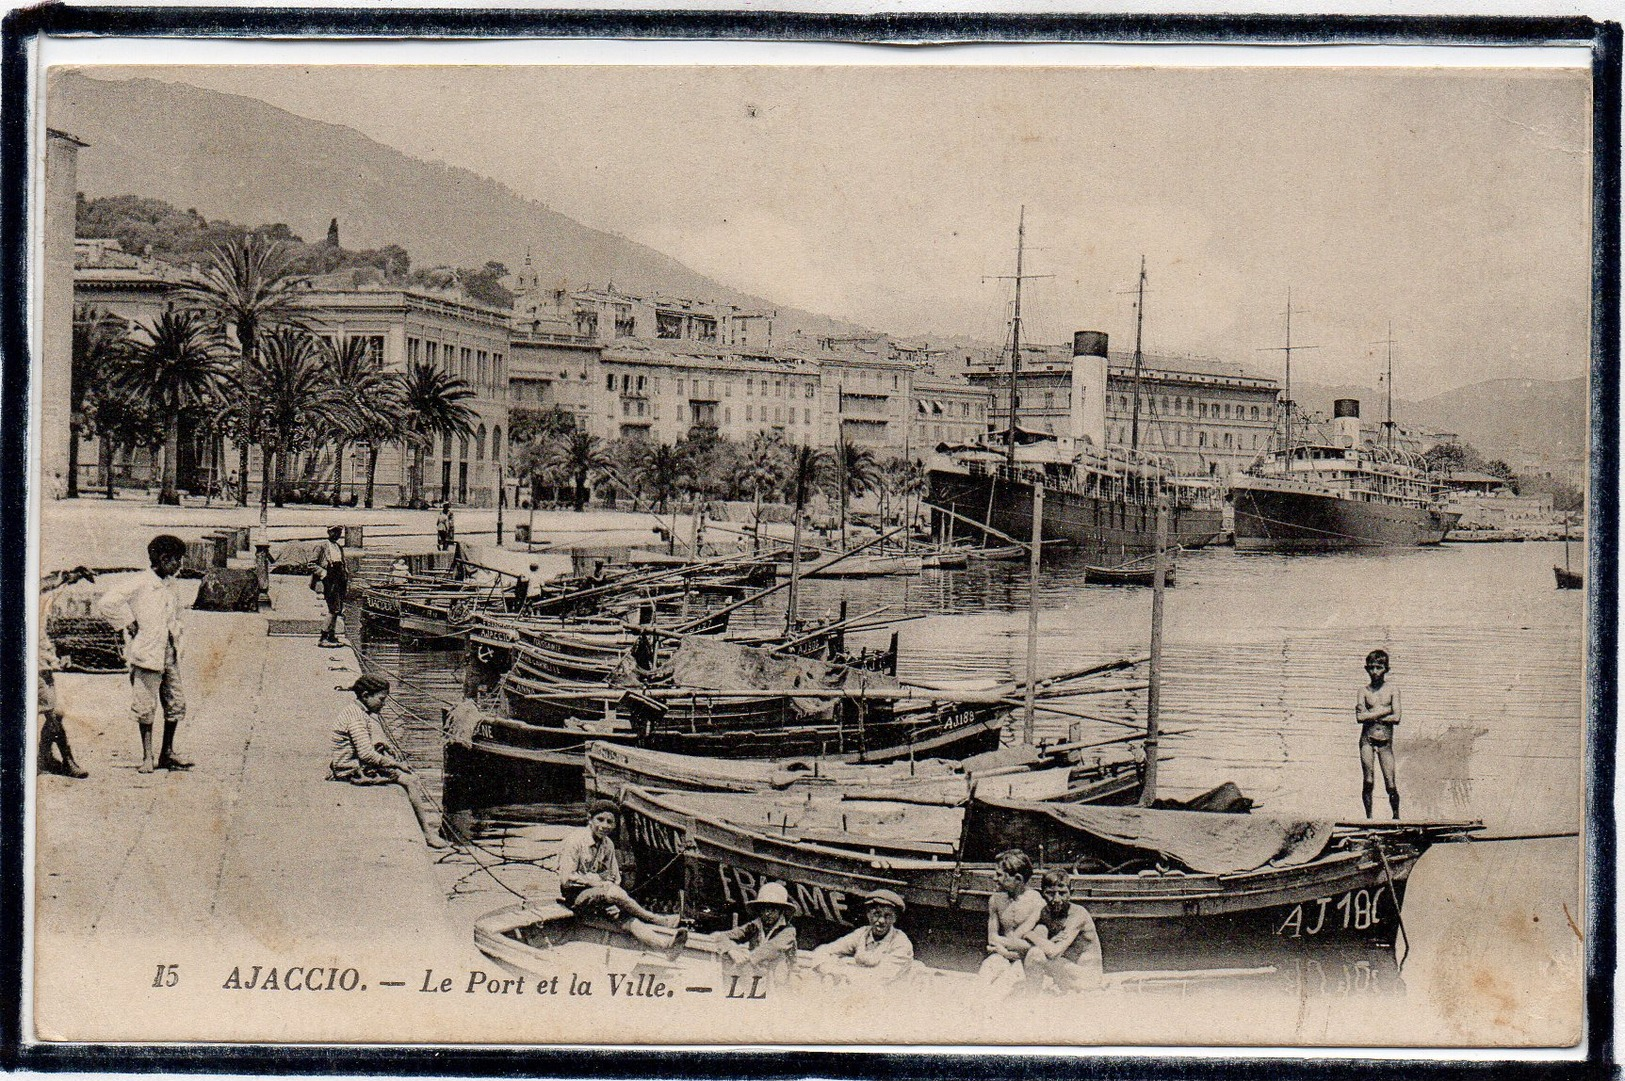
[98,535,193,774]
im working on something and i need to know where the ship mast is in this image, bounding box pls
[1377,320,1398,453]
[1130,256,1147,452]
[1259,290,1317,459]
[1006,208,1027,468]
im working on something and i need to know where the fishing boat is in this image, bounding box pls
[584,740,1144,806]
[1232,317,1459,551]
[927,232,1224,561]
[613,782,1482,972]
[966,544,1027,562]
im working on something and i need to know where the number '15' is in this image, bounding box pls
[152,964,179,988]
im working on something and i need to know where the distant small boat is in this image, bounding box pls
[1084,549,1178,588]
[967,544,1026,561]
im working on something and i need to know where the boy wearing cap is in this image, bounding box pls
[329,674,448,849]
[720,882,799,984]
[314,526,349,647]
[559,801,684,949]
[98,535,191,774]
[810,890,914,987]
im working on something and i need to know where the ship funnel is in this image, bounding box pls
[1333,398,1361,447]
[1070,331,1109,451]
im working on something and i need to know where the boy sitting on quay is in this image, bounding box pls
[328,674,448,849]
[808,890,914,988]
[558,801,685,950]
[977,848,1044,993]
[719,881,799,986]
[1020,869,1104,995]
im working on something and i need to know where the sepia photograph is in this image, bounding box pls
[14,21,1609,1059]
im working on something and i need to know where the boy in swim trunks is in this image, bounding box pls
[1356,648,1401,819]
[1022,869,1104,994]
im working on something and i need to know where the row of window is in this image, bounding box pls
[406,336,506,397]
[1109,426,1262,452]
[615,400,817,428]
[1109,394,1272,422]
[434,423,503,463]
[602,371,824,401]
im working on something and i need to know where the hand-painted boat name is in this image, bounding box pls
[1276,886,1387,937]
[717,863,856,927]
[623,809,685,856]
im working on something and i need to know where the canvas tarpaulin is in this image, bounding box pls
[972,797,1335,874]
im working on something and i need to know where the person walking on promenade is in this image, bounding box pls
[436,503,456,551]
[558,801,684,948]
[329,674,448,849]
[97,535,192,774]
[1356,648,1402,819]
[37,566,97,779]
[977,848,1044,994]
[314,526,349,647]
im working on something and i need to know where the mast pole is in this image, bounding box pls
[1283,290,1293,459]
[1023,483,1043,745]
[1007,206,1027,469]
[1386,320,1395,453]
[1130,256,1147,453]
[1137,493,1169,806]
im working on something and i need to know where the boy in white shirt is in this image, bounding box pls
[98,535,191,774]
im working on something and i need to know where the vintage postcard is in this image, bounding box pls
[13,18,1608,1060]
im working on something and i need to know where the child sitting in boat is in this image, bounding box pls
[1020,869,1104,995]
[328,674,448,849]
[977,848,1044,994]
[719,881,799,985]
[809,890,914,987]
[1356,648,1402,819]
[559,801,685,950]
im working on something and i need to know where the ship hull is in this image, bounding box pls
[928,469,1223,560]
[1232,480,1461,551]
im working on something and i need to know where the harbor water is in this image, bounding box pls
[353,537,1584,1018]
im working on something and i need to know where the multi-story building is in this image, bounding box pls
[513,271,778,351]
[508,326,600,424]
[296,285,512,506]
[966,346,1280,481]
[910,376,993,450]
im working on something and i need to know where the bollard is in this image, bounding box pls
[344,524,365,549]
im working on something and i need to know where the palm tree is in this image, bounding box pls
[249,328,345,513]
[834,440,881,552]
[399,359,477,507]
[179,232,306,506]
[116,311,232,505]
[70,306,128,498]
[639,442,688,514]
[323,336,399,504]
[741,431,789,551]
[782,443,830,631]
[550,429,614,512]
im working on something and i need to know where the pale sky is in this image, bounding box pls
[114,60,1592,398]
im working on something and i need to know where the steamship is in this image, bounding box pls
[1230,398,1460,551]
[927,330,1225,559]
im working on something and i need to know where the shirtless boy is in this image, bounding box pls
[977,848,1044,993]
[1356,648,1402,819]
[1022,870,1104,994]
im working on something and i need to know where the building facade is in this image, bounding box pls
[297,286,512,507]
[911,376,993,450]
[966,347,1280,480]
[41,130,85,495]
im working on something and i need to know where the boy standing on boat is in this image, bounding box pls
[1020,870,1104,994]
[1356,649,1402,819]
[809,890,914,987]
[720,881,799,985]
[977,849,1044,993]
[559,801,684,949]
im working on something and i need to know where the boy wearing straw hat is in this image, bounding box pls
[720,881,800,984]
[329,674,448,849]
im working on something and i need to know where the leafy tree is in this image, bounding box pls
[69,306,129,497]
[1483,460,1520,495]
[833,440,881,550]
[180,232,308,507]
[322,336,402,505]
[399,360,478,507]
[638,442,689,513]
[116,311,232,505]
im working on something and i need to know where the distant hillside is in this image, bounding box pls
[51,72,868,339]
[1296,376,1587,479]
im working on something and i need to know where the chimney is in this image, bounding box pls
[1333,398,1361,448]
[1070,331,1109,451]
